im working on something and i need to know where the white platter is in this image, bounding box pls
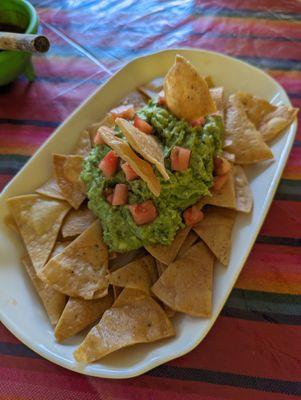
[0,49,297,378]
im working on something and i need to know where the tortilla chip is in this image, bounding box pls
[145,226,190,265]
[116,118,169,180]
[61,206,96,238]
[222,151,236,163]
[74,288,174,362]
[73,129,92,157]
[50,241,71,258]
[233,165,253,213]
[36,177,65,201]
[112,285,123,300]
[7,194,70,272]
[120,90,148,109]
[205,75,214,88]
[224,94,273,164]
[53,154,86,209]
[177,230,198,259]
[21,253,66,325]
[138,77,164,100]
[156,259,167,276]
[194,207,236,266]
[4,214,19,234]
[38,221,109,300]
[54,292,114,342]
[155,260,175,318]
[88,115,115,145]
[108,255,157,294]
[99,126,161,197]
[152,242,214,317]
[210,87,225,120]
[164,55,216,121]
[238,92,299,142]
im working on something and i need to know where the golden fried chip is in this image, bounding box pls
[74,288,174,362]
[88,115,115,145]
[38,221,109,300]
[108,255,157,294]
[36,177,65,201]
[61,206,96,238]
[54,292,114,342]
[152,242,214,317]
[53,154,86,209]
[194,207,236,266]
[138,77,164,100]
[222,150,236,163]
[210,87,225,120]
[145,226,190,265]
[116,118,169,180]
[204,75,214,88]
[73,129,92,157]
[99,126,161,196]
[177,230,198,259]
[163,55,216,121]
[112,285,123,301]
[155,260,175,318]
[7,194,70,272]
[50,241,71,258]
[120,90,148,109]
[4,214,19,234]
[224,94,273,164]
[233,165,253,213]
[156,259,167,277]
[238,92,299,142]
[21,253,66,325]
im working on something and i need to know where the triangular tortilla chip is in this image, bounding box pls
[112,285,123,300]
[61,206,96,238]
[145,226,190,265]
[53,154,86,209]
[116,118,169,180]
[21,253,66,325]
[138,77,164,100]
[74,288,174,362]
[108,255,157,294]
[99,126,161,197]
[7,194,70,272]
[36,177,65,201]
[194,207,236,266]
[204,75,214,88]
[156,259,167,276]
[73,129,92,157]
[4,214,19,234]
[54,292,114,342]
[222,150,235,163]
[164,55,216,121]
[152,242,214,317]
[224,94,273,164]
[50,240,72,258]
[233,165,253,213]
[210,87,225,120]
[88,115,115,145]
[237,92,298,142]
[155,260,175,318]
[177,230,198,259]
[38,221,109,300]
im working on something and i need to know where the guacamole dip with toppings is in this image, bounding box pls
[81,102,223,252]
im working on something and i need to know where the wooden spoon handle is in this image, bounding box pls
[0,32,50,53]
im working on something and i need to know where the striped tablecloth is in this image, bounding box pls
[0,1,300,398]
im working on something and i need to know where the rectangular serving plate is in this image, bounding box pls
[0,48,297,378]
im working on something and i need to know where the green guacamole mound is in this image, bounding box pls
[81,102,223,252]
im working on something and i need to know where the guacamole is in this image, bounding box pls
[81,102,223,252]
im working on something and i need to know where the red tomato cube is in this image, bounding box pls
[133,115,153,134]
[212,173,229,192]
[157,90,166,106]
[214,156,232,176]
[183,206,204,226]
[98,150,119,178]
[129,200,157,225]
[112,184,128,206]
[93,132,104,146]
[171,146,191,172]
[191,116,205,127]
[110,104,135,121]
[121,162,139,181]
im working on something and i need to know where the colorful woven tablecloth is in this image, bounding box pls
[1,1,301,398]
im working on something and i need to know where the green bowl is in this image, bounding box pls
[0,0,39,86]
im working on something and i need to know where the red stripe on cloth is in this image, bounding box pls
[0,325,20,344]
[0,175,13,191]
[283,147,301,179]
[236,243,301,294]
[0,125,52,151]
[197,0,301,13]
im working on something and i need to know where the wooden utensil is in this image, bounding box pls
[0,32,50,53]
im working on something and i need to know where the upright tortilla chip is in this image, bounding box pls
[164,55,216,121]
[177,230,198,259]
[38,221,109,300]
[73,129,92,157]
[138,77,164,100]
[21,253,66,325]
[194,207,236,266]
[210,87,225,120]
[7,194,70,272]
[61,206,96,238]
[53,154,86,209]
[204,75,214,88]
[108,255,157,294]
[88,115,115,145]
[54,292,114,342]
[99,126,161,197]
[145,226,190,265]
[233,165,253,213]
[238,92,298,142]
[36,177,65,201]
[116,118,169,180]
[74,288,175,362]
[224,94,273,164]
[4,214,19,234]
[152,242,214,317]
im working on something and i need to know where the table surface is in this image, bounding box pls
[0,0,301,399]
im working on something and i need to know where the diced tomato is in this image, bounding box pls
[214,156,232,176]
[129,200,157,225]
[183,206,204,226]
[98,150,119,178]
[106,193,114,204]
[191,116,205,127]
[122,162,139,181]
[157,90,166,106]
[133,115,153,134]
[112,184,128,206]
[93,132,104,146]
[104,188,113,204]
[212,173,229,192]
[171,146,191,172]
[109,104,135,121]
